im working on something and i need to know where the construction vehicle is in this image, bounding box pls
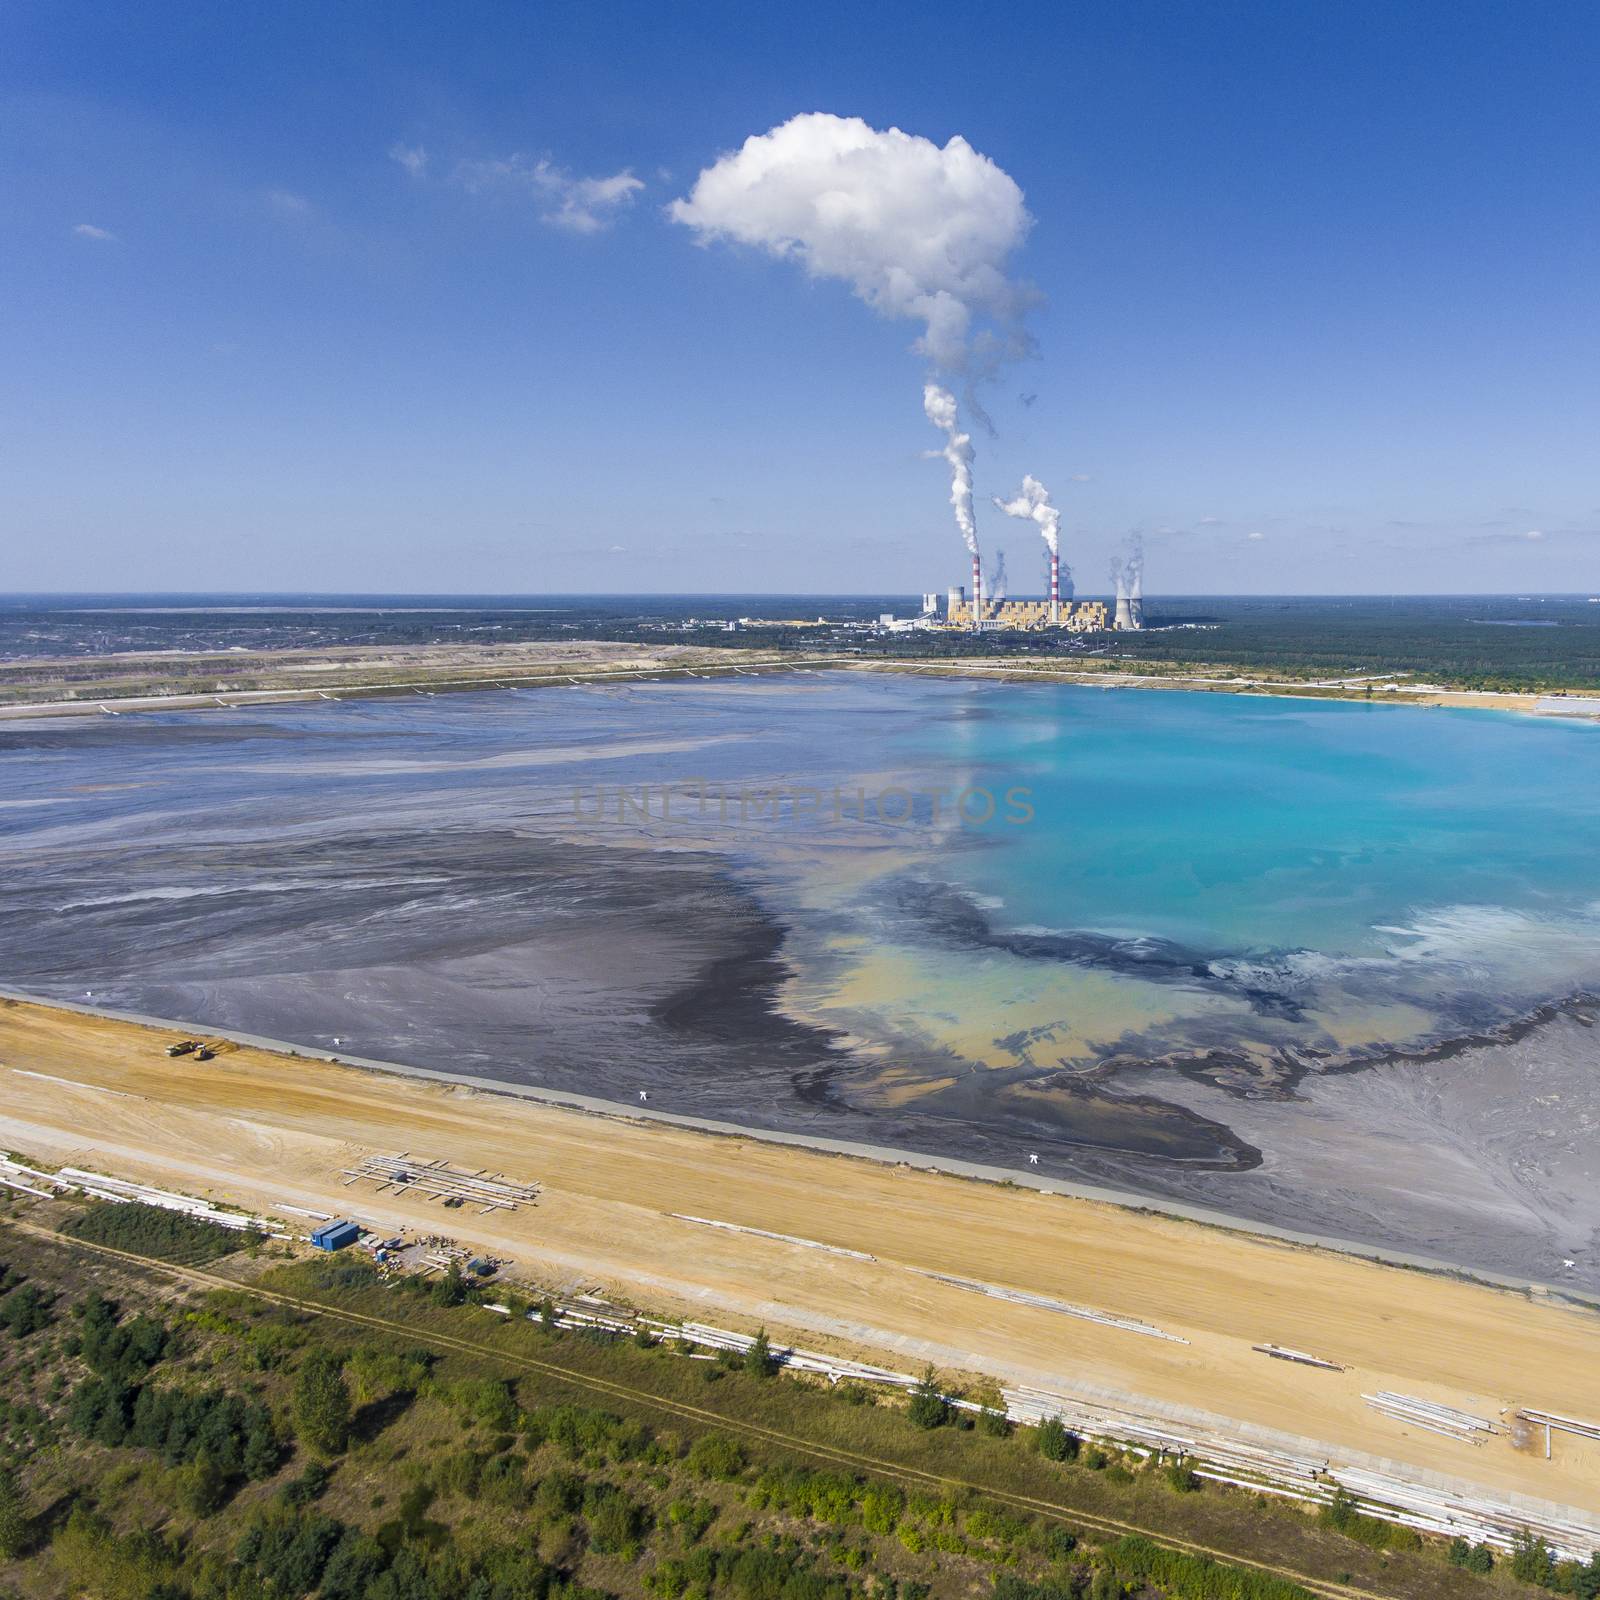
[165,1040,199,1058]
[193,1046,215,1062]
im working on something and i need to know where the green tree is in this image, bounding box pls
[0,1467,29,1559]
[906,1369,950,1430]
[292,1348,351,1455]
[744,1329,775,1378]
[1035,1416,1076,1462]
[1511,1530,1555,1586]
[432,1259,466,1308]
[0,1282,53,1339]
[242,1418,280,1480]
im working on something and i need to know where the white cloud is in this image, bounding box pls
[669,112,1034,372]
[1525,529,1545,541]
[72,223,116,241]
[390,143,429,178]
[1247,531,1265,541]
[1198,515,1221,525]
[456,154,644,233]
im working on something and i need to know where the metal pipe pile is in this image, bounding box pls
[0,1155,75,1199]
[54,1166,286,1237]
[340,1152,538,1213]
[1363,1391,1497,1444]
[1520,1407,1600,1443]
[1330,1466,1600,1561]
[1252,1343,1344,1371]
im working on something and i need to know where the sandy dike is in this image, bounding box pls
[1,994,1597,1531]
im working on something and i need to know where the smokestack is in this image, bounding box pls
[972,551,983,628]
[1050,551,1060,623]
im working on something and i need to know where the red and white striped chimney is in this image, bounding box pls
[971,552,983,628]
[1049,551,1060,625]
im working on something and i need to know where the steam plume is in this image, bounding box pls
[1109,553,1129,599]
[990,549,1008,603]
[924,383,978,556]
[992,474,1060,555]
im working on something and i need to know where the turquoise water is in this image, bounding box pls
[912,688,1600,959]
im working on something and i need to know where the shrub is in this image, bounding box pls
[585,1484,648,1556]
[439,1376,518,1433]
[279,1461,332,1507]
[347,1345,432,1403]
[665,1496,717,1544]
[1035,1417,1077,1462]
[1317,1488,1404,1550]
[172,1451,230,1517]
[74,1294,168,1381]
[49,1508,181,1600]
[1102,1533,1314,1600]
[534,1468,584,1516]
[438,1450,484,1497]
[0,1283,53,1339]
[1164,1455,1201,1493]
[861,1485,903,1534]
[686,1431,746,1480]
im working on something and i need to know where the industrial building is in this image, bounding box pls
[937,587,1112,633]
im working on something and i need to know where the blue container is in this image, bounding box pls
[310,1220,361,1252]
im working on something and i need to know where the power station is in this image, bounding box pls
[938,586,1112,632]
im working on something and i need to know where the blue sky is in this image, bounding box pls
[4,0,1597,595]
